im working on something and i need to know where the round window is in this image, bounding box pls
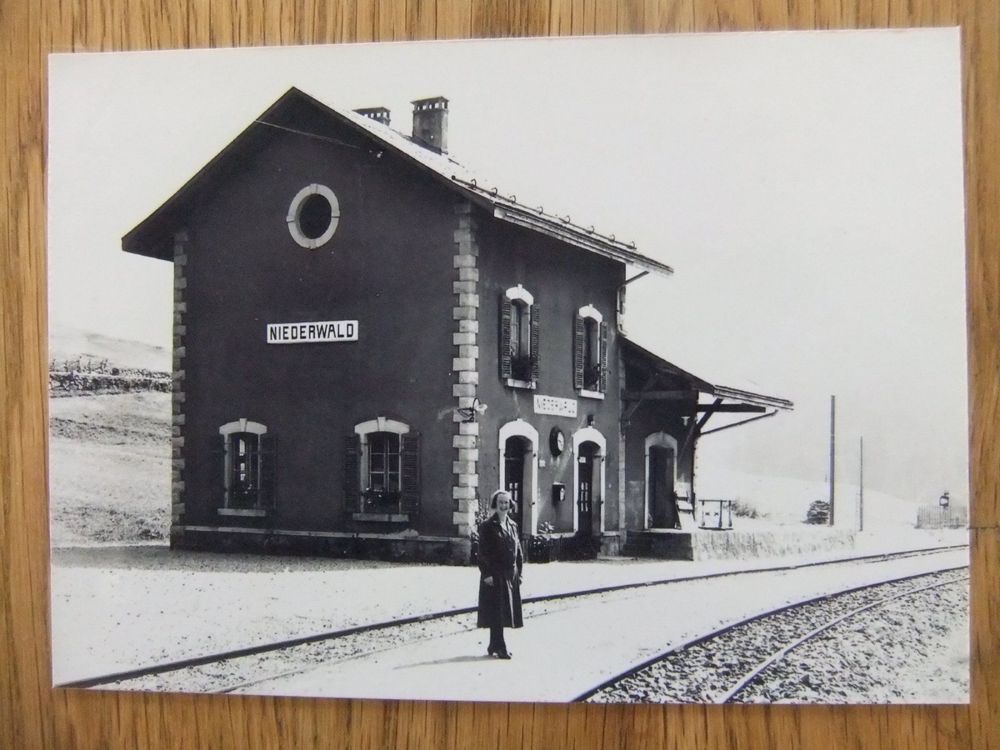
[287,184,340,249]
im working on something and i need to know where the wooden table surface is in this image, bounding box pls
[2,2,998,748]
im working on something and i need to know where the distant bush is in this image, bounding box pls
[731,500,764,519]
[805,499,831,525]
[49,356,171,394]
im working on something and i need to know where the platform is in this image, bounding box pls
[624,526,857,561]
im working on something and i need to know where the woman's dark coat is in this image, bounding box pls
[476,513,524,628]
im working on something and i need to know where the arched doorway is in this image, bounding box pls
[645,432,679,529]
[503,436,529,536]
[576,442,599,536]
[649,446,678,528]
[498,419,539,536]
[571,426,607,534]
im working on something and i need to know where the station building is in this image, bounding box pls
[124,88,792,563]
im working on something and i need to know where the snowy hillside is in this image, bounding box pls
[695,468,935,531]
[49,323,170,372]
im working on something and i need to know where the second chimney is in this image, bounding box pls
[411,97,448,154]
[354,106,391,126]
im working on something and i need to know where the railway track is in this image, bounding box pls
[578,566,969,704]
[61,543,968,693]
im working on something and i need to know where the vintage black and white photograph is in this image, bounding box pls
[47,29,969,703]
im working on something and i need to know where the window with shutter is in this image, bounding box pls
[400,433,421,514]
[502,285,537,388]
[576,306,606,398]
[343,435,361,510]
[500,297,513,379]
[583,318,599,390]
[214,435,227,503]
[217,419,270,515]
[351,417,413,520]
[530,302,540,382]
[366,431,401,511]
[259,434,276,509]
[599,320,609,393]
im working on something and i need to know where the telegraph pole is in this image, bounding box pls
[858,436,864,532]
[829,395,836,527]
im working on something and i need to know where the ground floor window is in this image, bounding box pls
[230,432,261,507]
[347,417,421,517]
[218,419,272,512]
[365,431,401,510]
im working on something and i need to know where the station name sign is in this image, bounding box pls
[266,320,358,344]
[534,394,577,418]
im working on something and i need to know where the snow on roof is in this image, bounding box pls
[125,88,675,278]
[308,91,674,276]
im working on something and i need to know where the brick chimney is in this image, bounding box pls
[411,97,448,154]
[354,106,391,126]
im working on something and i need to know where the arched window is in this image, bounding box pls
[367,431,401,502]
[510,300,530,356]
[575,305,607,398]
[230,432,260,504]
[583,317,599,389]
[346,417,421,518]
[218,419,273,514]
[501,285,539,388]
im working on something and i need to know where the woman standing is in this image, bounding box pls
[476,490,524,659]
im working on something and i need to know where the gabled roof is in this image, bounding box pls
[621,336,794,411]
[123,87,673,276]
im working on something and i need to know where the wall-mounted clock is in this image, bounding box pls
[549,427,565,456]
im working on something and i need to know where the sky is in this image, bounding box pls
[47,30,968,510]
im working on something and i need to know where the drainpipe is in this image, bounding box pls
[616,271,649,334]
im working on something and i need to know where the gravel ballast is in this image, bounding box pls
[587,569,968,704]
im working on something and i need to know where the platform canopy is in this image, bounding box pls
[620,335,793,436]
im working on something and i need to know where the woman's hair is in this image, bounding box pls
[489,489,517,514]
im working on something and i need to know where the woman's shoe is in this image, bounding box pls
[497,650,512,660]
[487,646,498,657]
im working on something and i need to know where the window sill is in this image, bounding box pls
[578,389,605,400]
[352,512,411,523]
[218,508,268,517]
[505,378,537,390]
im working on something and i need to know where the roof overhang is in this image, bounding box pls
[123,87,674,278]
[621,337,794,412]
[491,203,673,276]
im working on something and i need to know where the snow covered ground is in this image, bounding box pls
[48,391,171,546]
[50,531,967,686]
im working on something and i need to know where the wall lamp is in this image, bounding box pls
[457,397,488,423]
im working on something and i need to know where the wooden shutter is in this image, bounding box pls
[400,432,421,515]
[573,314,585,389]
[259,433,276,509]
[214,434,229,507]
[599,321,609,393]
[343,435,361,511]
[500,296,513,379]
[530,301,540,382]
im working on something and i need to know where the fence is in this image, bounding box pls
[916,504,968,529]
[697,498,734,530]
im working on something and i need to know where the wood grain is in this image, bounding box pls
[3,1,997,748]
